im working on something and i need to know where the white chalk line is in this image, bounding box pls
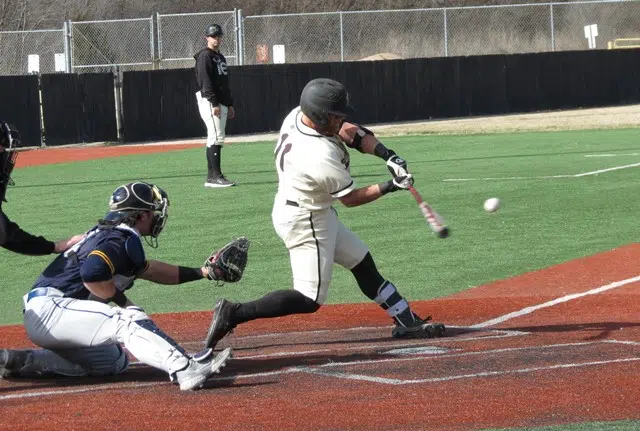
[302,357,640,385]
[132,327,525,366]
[443,162,640,181]
[584,153,639,157]
[6,338,636,400]
[0,328,525,400]
[178,326,525,349]
[471,275,640,328]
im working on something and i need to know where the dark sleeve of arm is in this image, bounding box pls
[0,210,55,255]
[196,53,219,106]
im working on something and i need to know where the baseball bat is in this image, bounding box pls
[407,185,450,238]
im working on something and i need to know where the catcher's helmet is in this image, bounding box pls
[0,121,22,202]
[299,78,355,127]
[101,182,169,239]
[206,24,224,37]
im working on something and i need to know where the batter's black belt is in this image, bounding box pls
[285,200,299,207]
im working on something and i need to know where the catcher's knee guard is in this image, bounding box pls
[80,344,129,376]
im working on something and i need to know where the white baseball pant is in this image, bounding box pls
[22,287,190,377]
[196,91,228,147]
[272,203,369,304]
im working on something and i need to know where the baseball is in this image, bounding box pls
[483,197,500,213]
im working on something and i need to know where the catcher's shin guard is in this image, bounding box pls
[205,299,237,350]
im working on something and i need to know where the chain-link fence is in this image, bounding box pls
[0,29,66,75]
[1,0,639,75]
[157,10,239,69]
[70,17,154,73]
[242,0,640,64]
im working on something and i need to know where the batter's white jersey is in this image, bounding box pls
[274,107,355,211]
[272,107,369,304]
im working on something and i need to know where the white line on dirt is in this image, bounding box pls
[301,357,640,385]
[178,327,526,350]
[471,275,640,328]
[443,162,640,182]
[2,339,612,400]
[0,381,163,400]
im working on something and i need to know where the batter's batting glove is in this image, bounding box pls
[386,153,409,178]
[391,174,414,191]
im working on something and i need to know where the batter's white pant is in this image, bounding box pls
[272,201,369,304]
[196,91,228,147]
[21,287,190,378]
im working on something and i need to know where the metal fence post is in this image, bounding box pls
[234,8,241,66]
[150,15,158,70]
[550,3,556,51]
[339,12,344,61]
[237,9,245,66]
[156,12,163,67]
[443,8,449,57]
[113,66,124,143]
[67,20,74,72]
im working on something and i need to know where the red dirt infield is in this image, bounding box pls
[2,146,640,430]
[1,244,640,431]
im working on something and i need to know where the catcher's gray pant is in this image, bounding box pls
[21,287,190,378]
[196,91,228,147]
[272,201,369,304]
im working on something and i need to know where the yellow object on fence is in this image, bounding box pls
[607,38,640,49]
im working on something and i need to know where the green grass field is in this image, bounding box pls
[1,128,638,326]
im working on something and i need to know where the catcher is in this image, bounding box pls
[0,182,248,391]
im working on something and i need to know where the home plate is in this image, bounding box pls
[384,346,453,355]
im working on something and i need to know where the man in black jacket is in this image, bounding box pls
[0,121,83,255]
[194,24,236,188]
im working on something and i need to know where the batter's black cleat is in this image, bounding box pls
[174,347,232,391]
[391,312,446,339]
[0,349,31,378]
[204,175,236,188]
[205,299,237,350]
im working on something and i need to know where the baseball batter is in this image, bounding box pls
[204,78,445,350]
[194,23,236,188]
[0,182,231,391]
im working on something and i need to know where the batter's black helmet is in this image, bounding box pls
[299,78,355,127]
[101,182,169,239]
[206,24,224,37]
[0,121,22,202]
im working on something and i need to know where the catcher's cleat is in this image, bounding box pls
[391,313,446,339]
[205,299,237,350]
[175,347,232,391]
[0,349,32,378]
[205,175,236,188]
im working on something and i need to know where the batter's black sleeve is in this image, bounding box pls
[0,210,55,255]
[196,52,219,106]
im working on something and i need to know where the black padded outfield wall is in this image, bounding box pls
[0,75,41,148]
[121,48,640,143]
[40,73,117,147]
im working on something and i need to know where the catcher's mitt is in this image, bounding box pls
[204,237,250,285]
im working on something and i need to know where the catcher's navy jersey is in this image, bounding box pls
[32,224,147,298]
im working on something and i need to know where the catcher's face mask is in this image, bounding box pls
[149,185,169,238]
[0,122,21,203]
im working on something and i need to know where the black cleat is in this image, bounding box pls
[205,299,237,350]
[204,175,236,188]
[392,314,446,339]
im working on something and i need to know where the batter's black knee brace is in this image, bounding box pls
[351,252,386,301]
